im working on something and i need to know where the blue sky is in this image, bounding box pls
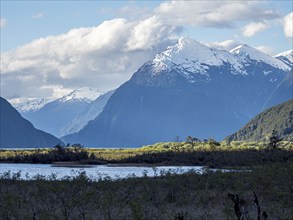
[1,1,292,52]
[1,1,163,51]
[0,1,292,102]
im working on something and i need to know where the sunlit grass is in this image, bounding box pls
[1,141,292,161]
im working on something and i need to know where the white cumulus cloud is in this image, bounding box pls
[1,17,179,100]
[0,1,286,102]
[283,12,293,38]
[155,1,279,28]
[241,21,270,37]
[125,16,179,51]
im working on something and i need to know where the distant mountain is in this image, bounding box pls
[0,97,62,148]
[63,38,291,147]
[57,87,103,103]
[225,99,293,142]
[60,90,115,137]
[14,98,53,113]
[21,87,103,137]
[274,50,293,68]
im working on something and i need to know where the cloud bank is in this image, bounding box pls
[1,1,289,102]
[284,12,293,38]
[155,1,279,28]
[241,21,269,37]
[1,16,179,101]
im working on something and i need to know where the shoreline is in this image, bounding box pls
[0,161,201,167]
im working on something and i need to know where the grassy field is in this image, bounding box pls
[0,163,292,220]
[1,141,292,167]
[0,141,292,219]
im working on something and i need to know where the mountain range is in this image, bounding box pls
[62,38,292,147]
[60,90,115,136]
[0,97,62,148]
[16,87,104,137]
[3,38,291,148]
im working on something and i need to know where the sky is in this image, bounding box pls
[0,0,292,103]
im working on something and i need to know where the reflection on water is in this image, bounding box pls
[0,163,205,180]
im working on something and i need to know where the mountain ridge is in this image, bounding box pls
[14,87,103,113]
[57,87,103,103]
[274,49,293,68]
[230,44,290,71]
[60,90,115,137]
[0,97,63,148]
[225,99,293,142]
[19,87,103,137]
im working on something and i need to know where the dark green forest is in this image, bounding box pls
[226,99,293,142]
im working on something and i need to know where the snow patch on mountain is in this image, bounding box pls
[14,87,103,113]
[60,90,115,136]
[15,98,53,113]
[274,49,293,58]
[58,87,103,103]
[274,49,293,68]
[152,38,244,78]
[230,45,290,71]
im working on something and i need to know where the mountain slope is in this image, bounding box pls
[230,45,290,71]
[22,87,103,137]
[0,97,62,148]
[63,38,291,147]
[225,99,293,142]
[265,71,293,108]
[60,90,115,137]
[265,50,293,107]
[274,50,293,68]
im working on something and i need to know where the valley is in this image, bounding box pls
[2,39,292,149]
[1,141,293,219]
[1,153,292,220]
[1,34,292,220]
[1,1,293,219]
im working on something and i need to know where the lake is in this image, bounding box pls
[0,163,206,180]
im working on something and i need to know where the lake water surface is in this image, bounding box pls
[0,163,205,180]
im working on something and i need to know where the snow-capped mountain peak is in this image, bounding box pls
[274,49,293,58]
[274,49,293,68]
[14,98,53,113]
[152,37,243,77]
[230,44,290,71]
[13,87,103,113]
[58,87,104,103]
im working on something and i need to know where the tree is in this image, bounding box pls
[207,138,220,150]
[186,136,200,147]
[268,130,281,150]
